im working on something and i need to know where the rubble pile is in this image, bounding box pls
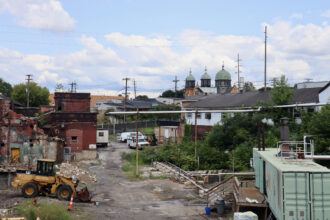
[58,163,97,184]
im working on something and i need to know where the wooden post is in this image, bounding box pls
[158,125,161,144]
[135,108,139,177]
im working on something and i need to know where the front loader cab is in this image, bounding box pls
[36,159,56,176]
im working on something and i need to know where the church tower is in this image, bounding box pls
[215,64,232,94]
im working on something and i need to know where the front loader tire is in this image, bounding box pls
[22,182,38,198]
[57,185,73,201]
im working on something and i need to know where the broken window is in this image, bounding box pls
[71,136,78,142]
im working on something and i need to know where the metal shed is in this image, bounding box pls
[253,148,330,220]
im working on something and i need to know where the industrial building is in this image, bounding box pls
[43,92,97,160]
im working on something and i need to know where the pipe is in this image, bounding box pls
[107,103,328,115]
[274,103,327,108]
[107,107,262,115]
[305,155,330,160]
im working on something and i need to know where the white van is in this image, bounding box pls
[119,132,145,142]
[119,132,132,142]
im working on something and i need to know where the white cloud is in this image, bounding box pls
[1,20,330,94]
[290,13,303,19]
[321,10,330,18]
[0,0,75,32]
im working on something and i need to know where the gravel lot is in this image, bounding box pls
[80,141,207,220]
[1,141,210,219]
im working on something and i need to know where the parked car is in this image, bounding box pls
[127,132,145,141]
[127,137,150,150]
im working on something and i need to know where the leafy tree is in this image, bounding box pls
[160,89,184,98]
[243,82,256,92]
[161,90,175,97]
[270,75,293,105]
[0,78,13,97]
[136,95,149,100]
[307,105,330,156]
[12,82,50,107]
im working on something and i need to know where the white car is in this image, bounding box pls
[128,137,150,150]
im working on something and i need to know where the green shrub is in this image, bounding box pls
[17,200,72,220]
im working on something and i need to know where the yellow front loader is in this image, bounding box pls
[11,159,90,202]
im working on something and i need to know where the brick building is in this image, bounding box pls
[44,92,97,154]
[0,95,49,164]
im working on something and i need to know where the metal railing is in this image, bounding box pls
[276,139,314,159]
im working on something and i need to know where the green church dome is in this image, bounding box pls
[186,69,195,81]
[215,65,231,80]
[201,66,211,80]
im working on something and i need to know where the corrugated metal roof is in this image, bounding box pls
[254,148,330,172]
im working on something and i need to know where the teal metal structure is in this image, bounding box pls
[253,148,330,220]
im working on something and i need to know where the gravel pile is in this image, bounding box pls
[58,163,97,184]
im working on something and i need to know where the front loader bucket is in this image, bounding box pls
[77,187,91,202]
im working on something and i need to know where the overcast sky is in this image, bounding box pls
[0,0,330,97]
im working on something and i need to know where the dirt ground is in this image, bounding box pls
[1,141,220,219]
[79,141,209,220]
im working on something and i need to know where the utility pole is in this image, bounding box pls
[123,77,130,131]
[133,79,137,99]
[135,108,139,177]
[26,74,32,107]
[173,76,179,93]
[264,25,267,91]
[73,81,77,93]
[194,107,198,166]
[236,53,242,90]
[69,81,77,93]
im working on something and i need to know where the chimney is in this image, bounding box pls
[279,117,290,141]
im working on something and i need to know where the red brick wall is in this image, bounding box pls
[191,125,213,139]
[54,93,90,112]
[63,123,96,152]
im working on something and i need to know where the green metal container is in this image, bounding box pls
[253,148,330,220]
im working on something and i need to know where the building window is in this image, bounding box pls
[196,113,201,119]
[71,136,77,142]
[205,113,211,120]
[186,113,192,118]
[99,132,104,137]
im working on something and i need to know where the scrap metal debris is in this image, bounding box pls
[58,163,97,184]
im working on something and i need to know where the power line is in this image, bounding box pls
[26,74,33,107]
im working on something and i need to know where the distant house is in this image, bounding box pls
[156,97,183,106]
[183,83,330,134]
[296,81,329,89]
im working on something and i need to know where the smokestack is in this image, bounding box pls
[279,117,290,141]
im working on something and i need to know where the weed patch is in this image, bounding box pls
[16,200,72,220]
